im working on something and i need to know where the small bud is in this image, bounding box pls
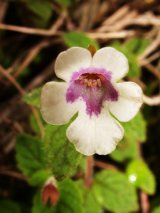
[42,176,60,206]
[87,45,97,56]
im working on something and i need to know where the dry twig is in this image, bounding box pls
[99,5,129,28]
[0,0,8,22]
[139,31,160,60]
[88,30,135,40]
[97,10,138,32]
[26,62,53,90]
[0,10,66,36]
[143,94,160,106]
[13,40,50,77]
[0,66,44,138]
[140,51,160,65]
[141,61,160,80]
[0,169,26,181]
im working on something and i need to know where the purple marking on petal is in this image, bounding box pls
[66,67,118,116]
[104,81,118,101]
[66,83,81,103]
[70,67,112,82]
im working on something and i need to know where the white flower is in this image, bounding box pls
[41,47,143,156]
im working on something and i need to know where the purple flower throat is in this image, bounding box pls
[66,68,118,116]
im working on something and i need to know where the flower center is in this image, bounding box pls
[66,68,118,116]
[77,73,104,88]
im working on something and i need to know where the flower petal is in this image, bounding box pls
[108,82,143,122]
[41,82,78,125]
[92,47,129,81]
[55,47,92,82]
[66,108,124,156]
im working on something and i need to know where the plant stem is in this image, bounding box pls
[84,156,94,187]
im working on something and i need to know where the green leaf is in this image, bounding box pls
[127,160,156,195]
[110,41,121,49]
[0,200,21,213]
[29,169,52,186]
[29,114,41,134]
[32,179,83,213]
[123,112,147,143]
[55,0,73,7]
[63,32,99,49]
[29,111,45,135]
[57,179,83,213]
[43,124,82,179]
[23,88,41,108]
[94,170,138,213]
[76,181,102,213]
[152,207,160,213]
[82,190,102,213]
[127,53,141,78]
[110,112,146,162]
[125,38,150,55]
[110,137,138,162]
[26,1,53,27]
[16,134,45,178]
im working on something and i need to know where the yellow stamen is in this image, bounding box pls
[88,79,92,87]
[93,80,97,87]
[83,79,88,85]
[97,79,101,87]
